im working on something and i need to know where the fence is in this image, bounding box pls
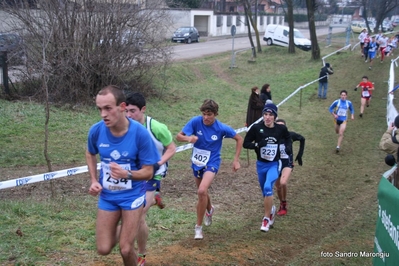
[382,55,399,188]
[0,42,364,190]
[373,57,399,263]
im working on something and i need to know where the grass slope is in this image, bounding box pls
[0,36,395,265]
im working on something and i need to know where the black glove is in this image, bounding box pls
[354,87,357,91]
[153,163,160,173]
[295,155,303,166]
[258,138,268,148]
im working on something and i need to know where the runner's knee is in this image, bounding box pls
[119,244,134,260]
[279,178,288,186]
[97,246,113,256]
[197,187,208,198]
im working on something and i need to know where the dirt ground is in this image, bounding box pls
[0,154,379,266]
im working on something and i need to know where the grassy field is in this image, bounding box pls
[0,33,396,265]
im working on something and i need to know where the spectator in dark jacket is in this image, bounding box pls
[318,63,334,99]
[260,84,272,105]
[246,87,264,127]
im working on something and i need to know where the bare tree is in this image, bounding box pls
[305,0,320,59]
[3,0,173,103]
[240,0,262,56]
[281,0,296,53]
[360,0,399,33]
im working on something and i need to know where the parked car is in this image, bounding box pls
[391,18,399,27]
[0,32,26,65]
[263,24,311,51]
[351,21,367,33]
[171,27,199,44]
[383,21,394,32]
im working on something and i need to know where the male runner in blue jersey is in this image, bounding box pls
[86,85,159,265]
[329,90,355,153]
[176,99,243,240]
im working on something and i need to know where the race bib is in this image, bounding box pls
[260,144,278,161]
[191,147,211,167]
[362,90,370,97]
[337,108,346,117]
[101,162,132,191]
[279,144,289,159]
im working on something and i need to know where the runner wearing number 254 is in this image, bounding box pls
[176,99,243,240]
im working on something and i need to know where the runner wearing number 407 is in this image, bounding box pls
[176,99,243,240]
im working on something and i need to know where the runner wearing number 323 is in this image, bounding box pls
[176,99,243,240]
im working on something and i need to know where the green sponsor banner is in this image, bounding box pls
[373,177,399,265]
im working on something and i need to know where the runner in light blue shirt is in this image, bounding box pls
[328,90,355,153]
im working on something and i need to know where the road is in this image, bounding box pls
[171,26,348,61]
[4,26,347,83]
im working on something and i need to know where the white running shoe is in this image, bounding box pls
[260,217,270,232]
[204,205,214,226]
[269,205,276,226]
[194,225,203,240]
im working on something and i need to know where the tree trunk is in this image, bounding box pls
[243,3,256,58]
[306,0,320,60]
[287,0,295,54]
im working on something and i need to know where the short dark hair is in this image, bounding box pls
[97,85,125,105]
[275,118,286,125]
[200,99,219,115]
[125,92,146,110]
[362,76,368,80]
[340,90,348,95]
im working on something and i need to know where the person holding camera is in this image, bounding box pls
[329,90,355,153]
[354,76,374,118]
[318,63,334,99]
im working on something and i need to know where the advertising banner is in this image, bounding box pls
[373,177,399,265]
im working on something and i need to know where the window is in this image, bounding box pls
[283,30,288,37]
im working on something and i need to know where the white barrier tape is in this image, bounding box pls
[0,125,250,190]
[174,126,247,153]
[322,44,351,65]
[383,165,397,180]
[0,164,100,190]
[0,47,349,190]
[386,61,398,128]
[246,76,326,131]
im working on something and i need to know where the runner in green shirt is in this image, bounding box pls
[125,92,176,266]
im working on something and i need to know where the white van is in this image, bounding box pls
[263,24,311,51]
